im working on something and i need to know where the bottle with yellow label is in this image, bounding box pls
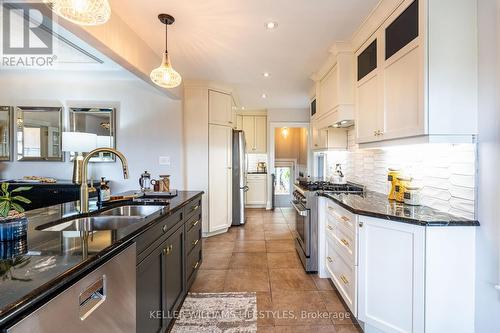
[387,168,401,201]
[395,176,412,203]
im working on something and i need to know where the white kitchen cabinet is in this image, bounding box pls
[236,114,243,130]
[208,124,232,232]
[245,174,267,207]
[358,216,425,333]
[354,0,477,145]
[209,89,233,127]
[241,115,267,153]
[311,122,328,150]
[311,121,347,151]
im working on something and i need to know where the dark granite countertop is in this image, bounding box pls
[0,190,203,327]
[320,191,479,226]
[247,172,267,175]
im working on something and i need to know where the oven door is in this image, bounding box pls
[291,199,310,256]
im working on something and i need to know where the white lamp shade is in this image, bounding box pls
[96,135,113,148]
[62,132,97,152]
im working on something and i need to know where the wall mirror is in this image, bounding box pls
[0,106,12,161]
[16,106,63,161]
[69,107,116,162]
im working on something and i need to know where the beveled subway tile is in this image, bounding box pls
[229,253,268,270]
[200,252,232,270]
[269,269,317,291]
[267,252,302,269]
[189,269,227,293]
[266,240,296,253]
[233,240,267,253]
[224,269,270,292]
[202,241,235,254]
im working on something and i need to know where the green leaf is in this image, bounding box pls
[12,196,31,204]
[1,183,8,194]
[11,187,32,193]
[10,202,25,214]
[0,201,10,218]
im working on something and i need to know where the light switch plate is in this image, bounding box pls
[159,156,170,166]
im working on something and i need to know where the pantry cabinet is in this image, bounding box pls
[241,115,267,153]
[355,0,477,144]
[209,90,233,127]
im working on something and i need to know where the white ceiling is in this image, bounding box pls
[112,0,379,109]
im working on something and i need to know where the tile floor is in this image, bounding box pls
[190,208,363,333]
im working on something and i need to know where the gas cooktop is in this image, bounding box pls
[297,178,365,193]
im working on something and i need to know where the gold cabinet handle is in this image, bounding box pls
[192,239,199,246]
[193,261,199,269]
[162,225,168,233]
[163,244,173,255]
[191,205,200,212]
[327,256,333,263]
[327,225,334,231]
[341,239,350,247]
[340,216,350,223]
[192,220,200,227]
[340,275,349,285]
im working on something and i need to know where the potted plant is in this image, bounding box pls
[0,184,32,241]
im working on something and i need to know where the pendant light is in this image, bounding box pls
[150,14,182,89]
[44,0,111,26]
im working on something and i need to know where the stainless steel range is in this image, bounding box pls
[291,178,365,273]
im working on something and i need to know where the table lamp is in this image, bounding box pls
[62,132,97,184]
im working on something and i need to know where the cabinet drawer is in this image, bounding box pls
[333,223,357,266]
[332,249,356,314]
[326,200,356,234]
[136,209,183,257]
[186,208,202,233]
[326,214,337,238]
[186,242,202,283]
[186,214,202,255]
[246,174,266,181]
[185,196,202,219]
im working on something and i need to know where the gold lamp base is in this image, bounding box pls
[72,153,84,184]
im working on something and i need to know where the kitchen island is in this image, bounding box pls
[0,191,203,332]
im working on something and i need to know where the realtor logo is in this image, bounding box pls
[1,1,56,67]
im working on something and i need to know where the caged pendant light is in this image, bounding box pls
[44,0,111,26]
[150,14,182,89]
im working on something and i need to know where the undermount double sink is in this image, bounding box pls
[37,205,165,232]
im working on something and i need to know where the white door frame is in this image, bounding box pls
[267,121,311,209]
[274,159,296,207]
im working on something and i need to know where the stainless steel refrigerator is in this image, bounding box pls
[232,130,248,225]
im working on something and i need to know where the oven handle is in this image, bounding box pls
[291,200,308,217]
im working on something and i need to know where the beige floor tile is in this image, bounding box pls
[224,269,270,292]
[267,252,302,269]
[203,231,237,243]
[264,224,291,232]
[274,326,337,333]
[233,240,267,253]
[266,240,296,253]
[312,275,335,291]
[202,241,235,254]
[190,269,227,292]
[234,228,266,241]
[229,253,268,270]
[333,324,363,333]
[257,292,275,327]
[269,269,317,291]
[265,230,294,241]
[258,327,276,333]
[271,291,332,326]
[318,291,354,325]
[200,253,232,270]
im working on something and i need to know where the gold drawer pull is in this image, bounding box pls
[193,261,199,269]
[327,256,333,263]
[341,239,350,247]
[341,216,350,223]
[340,275,349,285]
[328,206,335,211]
[192,239,199,246]
[191,205,200,212]
[163,244,173,255]
[192,220,200,227]
[327,225,334,231]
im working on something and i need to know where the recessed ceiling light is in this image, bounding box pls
[265,21,278,29]
[241,106,246,110]
[261,93,267,99]
[263,72,270,77]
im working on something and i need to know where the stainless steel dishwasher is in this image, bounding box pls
[7,244,136,333]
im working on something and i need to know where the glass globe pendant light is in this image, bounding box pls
[150,14,182,89]
[44,0,111,26]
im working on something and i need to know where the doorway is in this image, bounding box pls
[275,161,294,207]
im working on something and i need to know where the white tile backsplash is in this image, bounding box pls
[247,154,268,172]
[324,128,477,219]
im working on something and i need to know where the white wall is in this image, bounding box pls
[475,0,500,331]
[0,70,184,193]
[267,108,310,123]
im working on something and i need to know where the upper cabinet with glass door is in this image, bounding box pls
[69,107,116,162]
[0,107,12,161]
[354,0,478,145]
[16,106,63,161]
